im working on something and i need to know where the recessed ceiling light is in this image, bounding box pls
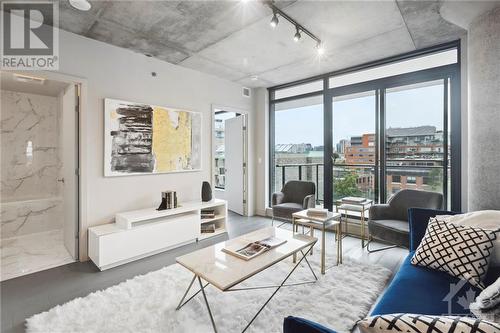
[13,74,46,84]
[69,0,91,11]
[250,75,259,81]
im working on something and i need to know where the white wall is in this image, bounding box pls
[253,88,269,216]
[53,30,253,259]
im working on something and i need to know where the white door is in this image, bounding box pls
[225,115,245,215]
[62,84,78,258]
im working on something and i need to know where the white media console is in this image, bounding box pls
[88,199,227,270]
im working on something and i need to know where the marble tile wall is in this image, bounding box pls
[1,90,63,238]
[1,90,62,201]
[1,197,63,239]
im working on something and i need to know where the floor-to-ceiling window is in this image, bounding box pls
[384,80,446,201]
[269,41,461,211]
[332,91,377,203]
[272,94,324,203]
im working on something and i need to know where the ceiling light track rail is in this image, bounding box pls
[262,0,324,54]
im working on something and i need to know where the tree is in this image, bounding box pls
[333,171,361,199]
[332,153,340,165]
[426,168,442,191]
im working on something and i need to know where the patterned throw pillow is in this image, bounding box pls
[411,218,497,288]
[357,313,500,333]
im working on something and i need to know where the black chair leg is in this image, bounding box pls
[276,221,288,228]
[271,217,288,229]
[366,238,399,253]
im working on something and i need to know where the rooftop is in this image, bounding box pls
[386,126,437,137]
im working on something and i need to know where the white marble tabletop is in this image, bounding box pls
[292,209,341,224]
[176,227,316,291]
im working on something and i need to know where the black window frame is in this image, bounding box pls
[269,40,461,212]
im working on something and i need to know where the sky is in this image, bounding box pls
[275,83,445,147]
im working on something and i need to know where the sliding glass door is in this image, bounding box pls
[326,77,450,209]
[384,80,447,201]
[269,43,461,212]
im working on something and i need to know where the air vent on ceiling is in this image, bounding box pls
[242,87,251,98]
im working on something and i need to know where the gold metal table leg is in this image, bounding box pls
[336,224,339,265]
[339,222,343,264]
[361,207,365,248]
[321,223,326,274]
[310,226,314,256]
[292,216,296,263]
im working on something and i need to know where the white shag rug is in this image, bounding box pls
[26,253,391,333]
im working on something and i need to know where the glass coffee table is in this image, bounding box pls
[176,227,317,333]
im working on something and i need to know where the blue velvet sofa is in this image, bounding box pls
[283,208,500,333]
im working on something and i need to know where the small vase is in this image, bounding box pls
[201,181,212,202]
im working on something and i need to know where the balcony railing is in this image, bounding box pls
[275,163,324,203]
[274,161,446,204]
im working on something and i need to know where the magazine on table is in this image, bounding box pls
[223,236,287,260]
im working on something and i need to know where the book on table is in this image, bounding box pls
[222,236,287,260]
[341,196,367,204]
[307,208,328,217]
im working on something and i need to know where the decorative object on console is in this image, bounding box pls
[357,313,500,333]
[433,210,500,267]
[157,191,177,211]
[201,181,212,202]
[104,98,201,176]
[411,218,497,288]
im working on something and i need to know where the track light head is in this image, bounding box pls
[293,28,301,42]
[270,13,279,28]
[316,42,325,56]
[69,0,91,11]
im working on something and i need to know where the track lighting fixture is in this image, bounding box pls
[69,0,91,11]
[270,12,279,28]
[264,1,323,56]
[293,27,301,42]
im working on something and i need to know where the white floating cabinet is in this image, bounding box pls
[88,199,227,270]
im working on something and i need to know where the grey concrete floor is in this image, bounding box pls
[0,213,407,333]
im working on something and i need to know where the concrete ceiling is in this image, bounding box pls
[52,0,473,87]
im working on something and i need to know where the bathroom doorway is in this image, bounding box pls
[0,72,80,281]
[212,106,248,216]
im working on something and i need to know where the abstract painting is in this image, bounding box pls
[104,98,201,176]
